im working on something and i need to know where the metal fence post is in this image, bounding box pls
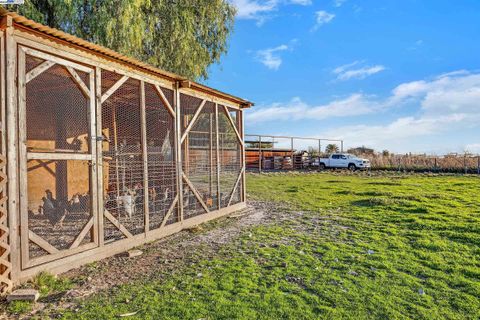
[258,135,262,173]
[290,137,294,170]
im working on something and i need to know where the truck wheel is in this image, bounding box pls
[348,163,356,171]
[319,163,326,170]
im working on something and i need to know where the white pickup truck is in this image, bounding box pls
[314,153,371,171]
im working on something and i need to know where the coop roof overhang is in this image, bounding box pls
[0,7,254,109]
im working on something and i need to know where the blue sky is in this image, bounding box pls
[204,0,480,154]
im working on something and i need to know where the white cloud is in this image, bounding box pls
[256,44,289,70]
[323,113,473,152]
[230,0,277,19]
[333,61,386,80]
[290,0,312,4]
[245,70,480,153]
[333,0,346,7]
[312,10,335,30]
[230,0,311,24]
[246,94,378,122]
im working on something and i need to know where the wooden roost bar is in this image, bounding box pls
[0,9,252,292]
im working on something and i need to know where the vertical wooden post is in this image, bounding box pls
[95,67,104,247]
[140,81,149,234]
[0,28,12,292]
[16,41,29,271]
[215,104,221,209]
[209,113,213,195]
[5,16,20,282]
[240,110,246,202]
[174,82,183,222]
[88,69,99,246]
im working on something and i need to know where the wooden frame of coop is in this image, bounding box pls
[0,9,252,292]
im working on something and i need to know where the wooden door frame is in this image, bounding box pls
[17,46,98,269]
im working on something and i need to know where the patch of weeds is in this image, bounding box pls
[403,206,429,214]
[393,194,422,202]
[352,197,407,207]
[423,193,443,199]
[367,181,401,186]
[7,301,33,315]
[356,191,393,197]
[33,272,73,296]
[326,180,350,183]
[286,186,299,193]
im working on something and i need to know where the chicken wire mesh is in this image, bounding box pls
[145,84,178,229]
[218,106,242,207]
[26,56,90,154]
[101,77,145,241]
[27,159,93,258]
[181,95,219,218]
[26,55,46,73]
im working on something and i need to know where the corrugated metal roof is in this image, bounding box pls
[0,7,253,107]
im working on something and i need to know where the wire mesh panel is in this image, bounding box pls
[101,77,145,241]
[26,57,90,154]
[218,106,242,207]
[181,95,218,218]
[145,84,178,229]
[27,160,93,258]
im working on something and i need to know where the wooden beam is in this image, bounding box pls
[87,67,99,246]
[159,195,179,229]
[140,81,149,233]
[69,217,94,249]
[215,104,221,209]
[153,84,175,118]
[95,66,105,247]
[21,46,92,73]
[179,80,191,88]
[104,210,134,239]
[27,153,93,161]
[17,41,30,269]
[240,111,247,202]
[182,173,210,213]
[66,66,90,98]
[222,105,244,147]
[25,60,54,83]
[29,231,59,255]
[174,84,184,222]
[227,167,245,207]
[180,99,206,144]
[101,75,128,103]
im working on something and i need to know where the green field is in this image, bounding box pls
[10,172,480,319]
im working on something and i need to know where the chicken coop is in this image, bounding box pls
[0,10,252,292]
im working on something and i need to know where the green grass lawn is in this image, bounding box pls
[35,173,480,319]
